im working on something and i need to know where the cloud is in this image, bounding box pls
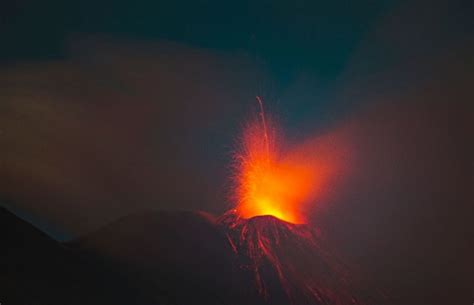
[0,38,263,236]
[310,1,474,301]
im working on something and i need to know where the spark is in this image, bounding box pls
[233,97,322,224]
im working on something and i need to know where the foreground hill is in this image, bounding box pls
[2,207,364,305]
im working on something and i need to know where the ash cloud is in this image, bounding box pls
[311,1,473,303]
[0,38,263,237]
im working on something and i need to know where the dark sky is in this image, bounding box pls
[0,1,473,300]
[2,1,391,76]
[0,0,401,130]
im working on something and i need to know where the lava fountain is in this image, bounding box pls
[219,97,362,305]
[233,96,343,224]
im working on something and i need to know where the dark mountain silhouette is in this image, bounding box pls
[1,206,63,305]
[0,206,136,305]
[1,207,365,305]
[73,210,250,305]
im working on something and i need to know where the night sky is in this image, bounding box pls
[0,0,473,302]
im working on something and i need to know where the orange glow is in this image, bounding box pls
[233,97,344,224]
[235,148,316,223]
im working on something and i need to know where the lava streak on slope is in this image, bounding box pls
[219,211,361,305]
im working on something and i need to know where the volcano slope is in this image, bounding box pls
[73,210,363,305]
[1,205,366,305]
[0,206,135,305]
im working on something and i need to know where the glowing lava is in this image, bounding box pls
[219,97,370,305]
[234,97,325,224]
[219,211,364,305]
[222,100,367,304]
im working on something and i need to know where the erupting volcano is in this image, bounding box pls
[219,97,361,304]
[233,97,310,223]
[232,97,342,224]
[1,98,366,305]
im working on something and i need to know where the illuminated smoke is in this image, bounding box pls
[233,97,344,224]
